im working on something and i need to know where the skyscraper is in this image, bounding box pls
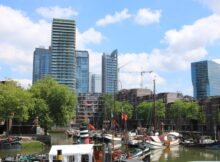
[191,60,220,99]
[102,49,118,94]
[50,18,76,90]
[32,47,51,84]
[76,50,89,94]
[91,74,102,93]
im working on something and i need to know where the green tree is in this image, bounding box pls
[30,77,77,131]
[103,94,114,120]
[137,100,165,127]
[170,100,203,130]
[28,98,53,135]
[185,102,200,121]
[0,80,33,134]
[121,101,133,119]
[170,100,186,130]
[137,101,153,122]
[114,101,133,119]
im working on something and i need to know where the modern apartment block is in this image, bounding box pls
[102,49,118,94]
[76,50,89,94]
[191,60,220,99]
[91,74,102,93]
[50,18,76,90]
[76,93,104,129]
[32,47,51,84]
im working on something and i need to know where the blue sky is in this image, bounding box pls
[0,0,220,96]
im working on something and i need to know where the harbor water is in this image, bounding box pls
[0,133,220,161]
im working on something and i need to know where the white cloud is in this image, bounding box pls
[118,53,165,89]
[212,59,220,64]
[89,13,220,93]
[87,49,102,74]
[96,8,131,26]
[88,50,166,90]
[76,28,104,49]
[155,14,220,71]
[134,8,161,25]
[0,5,51,74]
[15,79,32,89]
[0,5,104,82]
[36,6,78,19]
[199,0,220,14]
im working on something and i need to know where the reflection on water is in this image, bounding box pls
[50,132,73,145]
[151,145,220,162]
[0,133,220,162]
[0,132,70,158]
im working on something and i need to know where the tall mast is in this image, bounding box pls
[153,78,156,130]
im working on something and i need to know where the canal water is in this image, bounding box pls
[0,133,220,161]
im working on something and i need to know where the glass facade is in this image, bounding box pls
[191,60,220,99]
[76,50,89,94]
[32,48,51,84]
[102,49,118,94]
[91,74,102,93]
[50,18,76,90]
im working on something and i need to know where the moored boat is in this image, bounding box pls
[0,136,22,149]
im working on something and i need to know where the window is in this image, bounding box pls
[81,154,89,162]
[68,156,75,162]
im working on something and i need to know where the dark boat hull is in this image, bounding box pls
[183,141,220,149]
[0,137,22,149]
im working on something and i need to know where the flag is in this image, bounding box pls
[112,119,119,126]
[121,112,128,121]
[88,123,95,130]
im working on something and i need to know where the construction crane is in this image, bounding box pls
[140,70,153,89]
[118,60,133,72]
[121,70,153,88]
[117,60,133,89]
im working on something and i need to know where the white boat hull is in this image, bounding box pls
[145,140,164,149]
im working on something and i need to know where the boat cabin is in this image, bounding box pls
[49,144,94,162]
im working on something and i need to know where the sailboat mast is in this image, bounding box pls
[153,79,156,130]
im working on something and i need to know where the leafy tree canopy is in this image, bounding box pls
[137,99,165,121]
[30,77,77,127]
[0,80,33,122]
[170,100,204,121]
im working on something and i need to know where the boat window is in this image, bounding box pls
[68,156,75,162]
[81,154,89,162]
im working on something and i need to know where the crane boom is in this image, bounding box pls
[120,70,153,88]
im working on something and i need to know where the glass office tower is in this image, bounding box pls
[102,49,118,94]
[191,60,220,99]
[76,50,89,94]
[32,47,51,84]
[91,74,102,93]
[50,18,76,90]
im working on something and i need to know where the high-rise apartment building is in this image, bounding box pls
[191,60,220,99]
[89,72,92,93]
[32,47,51,84]
[76,50,89,94]
[50,18,76,90]
[91,74,102,93]
[102,49,118,94]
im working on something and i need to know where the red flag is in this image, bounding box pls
[88,123,95,130]
[112,119,119,126]
[121,112,128,121]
